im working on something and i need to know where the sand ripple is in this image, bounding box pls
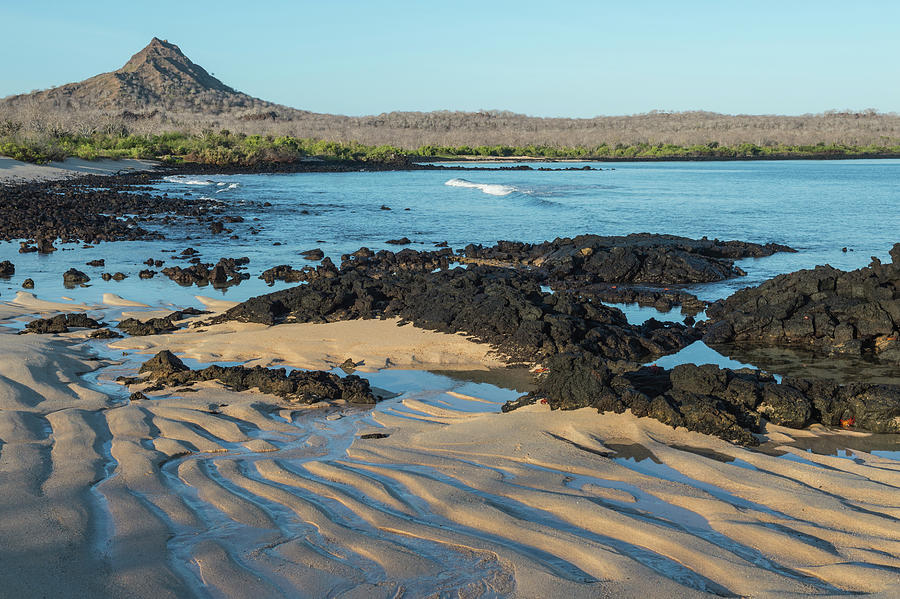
[1,328,899,597]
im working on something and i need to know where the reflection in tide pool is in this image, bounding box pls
[714,343,900,384]
[602,301,695,325]
[645,341,774,377]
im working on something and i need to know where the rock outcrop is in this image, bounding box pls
[461,233,795,285]
[137,350,376,404]
[24,313,103,334]
[703,243,900,362]
[504,355,900,444]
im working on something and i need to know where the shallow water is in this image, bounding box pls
[715,343,900,384]
[2,159,898,309]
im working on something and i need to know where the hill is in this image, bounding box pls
[0,38,285,115]
[2,38,899,149]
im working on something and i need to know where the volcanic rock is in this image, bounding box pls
[24,313,103,334]
[461,233,795,286]
[137,351,376,404]
[504,356,900,444]
[301,248,325,260]
[703,243,900,362]
[221,252,697,364]
[62,269,90,286]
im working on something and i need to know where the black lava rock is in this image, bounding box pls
[24,313,103,334]
[62,269,90,287]
[703,243,900,362]
[137,351,376,404]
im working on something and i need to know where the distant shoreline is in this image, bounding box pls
[421,152,900,163]
[3,151,900,187]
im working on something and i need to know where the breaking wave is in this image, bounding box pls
[445,178,517,196]
[162,176,240,192]
[162,175,215,186]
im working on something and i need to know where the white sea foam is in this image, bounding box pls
[445,178,516,196]
[162,175,215,186]
[215,182,240,193]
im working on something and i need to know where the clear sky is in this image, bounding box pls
[2,0,898,118]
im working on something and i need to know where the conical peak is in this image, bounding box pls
[123,37,188,69]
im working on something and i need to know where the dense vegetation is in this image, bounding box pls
[415,141,900,160]
[0,130,405,165]
[2,128,899,167]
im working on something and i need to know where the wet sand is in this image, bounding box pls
[0,295,898,597]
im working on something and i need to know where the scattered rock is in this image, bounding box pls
[139,350,189,375]
[24,313,103,334]
[162,257,250,288]
[0,175,219,245]
[300,248,325,261]
[259,264,308,285]
[460,233,795,286]
[386,237,411,245]
[89,328,123,339]
[220,252,697,364]
[118,315,179,336]
[0,261,14,276]
[62,268,90,287]
[22,278,34,289]
[137,351,377,404]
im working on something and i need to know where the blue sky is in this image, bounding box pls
[2,0,898,117]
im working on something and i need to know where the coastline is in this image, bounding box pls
[0,156,160,183]
[420,152,900,163]
[3,150,900,188]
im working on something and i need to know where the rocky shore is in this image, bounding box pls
[212,239,900,444]
[1,164,897,446]
[133,349,377,404]
[703,243,900,362]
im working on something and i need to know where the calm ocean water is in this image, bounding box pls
[2,159,898,308]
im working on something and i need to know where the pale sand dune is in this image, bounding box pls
[195,294,240,313]
[101,293,150,307]
[0,156,157,183]
[110,317,508,371]
[3,290,95,314]
[1,303,899,597]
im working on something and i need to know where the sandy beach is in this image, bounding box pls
[0,156,158,183]
[0,294,898,598]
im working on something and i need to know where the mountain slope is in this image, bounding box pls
[0,38,283,115]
